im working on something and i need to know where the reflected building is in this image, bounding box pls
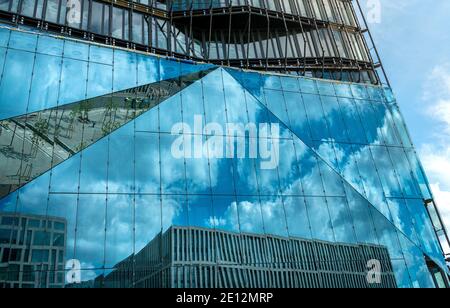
[0,212,67,288]
[97,226,398,288]
[0,0,449,289]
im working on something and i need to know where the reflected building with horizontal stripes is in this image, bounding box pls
[94,226,398,288]
[0,0,449,288]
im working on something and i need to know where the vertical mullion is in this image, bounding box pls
[226,1,232,66]
[207,2,213,60]
[281,10,289,71]
[42,0,48,21]
[246,11,251,69]
[87,0,92,34]
[188,1,194,57]
[264,7,269,70]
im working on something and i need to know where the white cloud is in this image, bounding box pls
[423,65,450,103]
[430,183,450,224]
[420,149,450,250]
[420,145,450,191]
[206,216,227,228]
[419,64,450,249]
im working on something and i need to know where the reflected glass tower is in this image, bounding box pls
[0,212,67,288]
[0,0,449,288]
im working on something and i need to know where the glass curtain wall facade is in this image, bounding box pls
[0,23,448,288]
[0,0,376,83]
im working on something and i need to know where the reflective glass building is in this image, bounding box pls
[0,0,449,288]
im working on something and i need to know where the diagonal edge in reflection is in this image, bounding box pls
[0,67,218,201]
[222,68,428,257]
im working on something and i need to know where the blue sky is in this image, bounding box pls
[364,0,450,240]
